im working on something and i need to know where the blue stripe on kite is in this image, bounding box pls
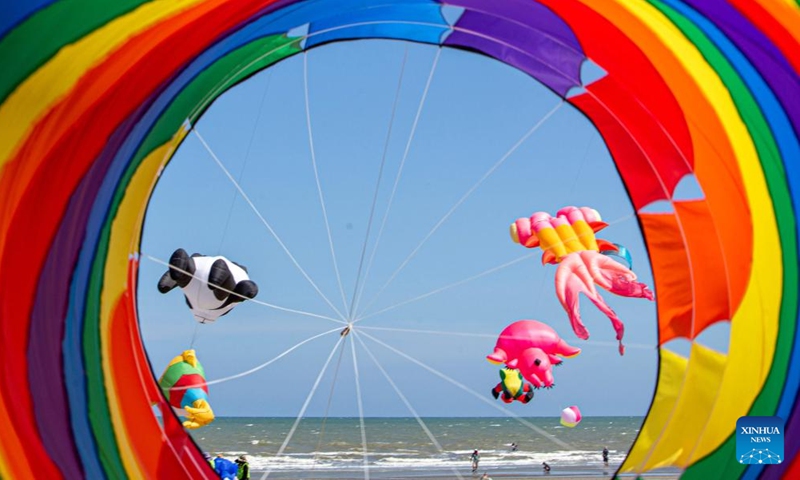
[64,236,106,480]
[306,2,447,48]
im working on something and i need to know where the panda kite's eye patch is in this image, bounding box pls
[534,359,542,366]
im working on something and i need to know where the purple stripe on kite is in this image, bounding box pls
[443,1,583,97]
[443,0,583,51]
[759,409,797,480]
[26,117,139,480]
[684,0,800,138]
[761,411,799,479]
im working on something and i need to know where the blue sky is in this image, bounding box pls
[138,39,726,420]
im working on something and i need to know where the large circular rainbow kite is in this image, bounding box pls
[1,1,798,478]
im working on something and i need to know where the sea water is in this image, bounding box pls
[192,416,680,478]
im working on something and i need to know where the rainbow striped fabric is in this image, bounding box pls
[0,1,798,478]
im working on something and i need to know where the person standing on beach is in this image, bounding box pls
[236,455,251,479]
[602,446,609,466]
[471,450,480,472]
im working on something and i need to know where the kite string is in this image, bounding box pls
[354,253,536,323]
[217,69,274,254]
[261,335,346,479]
[358,325,656,350]
[170,326,341,391]
[303,50,350,317]
[192,128,347,321]
[349,44,410,320]
[354,211,636,323]
[189,323,200,350]
[349,335,370,480]
[310,335,349,471]
[353,332,464,480]
[358,330,574,450]
[565,132,595,199]
[351,46,443,318]
[356,100,564,319]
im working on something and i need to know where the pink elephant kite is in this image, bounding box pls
[510,206,654,355]
[487,320,581,388]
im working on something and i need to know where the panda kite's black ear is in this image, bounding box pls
[157,271,177,293]
[235,280,258,300]
[168,248,195,287]
[208,259,236,301]
[217,280,258,310]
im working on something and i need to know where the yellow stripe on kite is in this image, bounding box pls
[642,343,727,470]
[100,126,189,477]
[621,349,687,472]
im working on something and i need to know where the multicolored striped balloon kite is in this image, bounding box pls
[0,1,797,478]
[157,350,214,430]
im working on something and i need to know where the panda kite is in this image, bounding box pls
[157,248,258,323]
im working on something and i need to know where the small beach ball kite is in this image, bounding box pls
[560,406,582,428]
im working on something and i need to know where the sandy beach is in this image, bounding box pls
[253,468,681,479]
[253,473,680,480]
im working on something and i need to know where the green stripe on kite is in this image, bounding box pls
[0,0,147,104]
[84,250,126,478]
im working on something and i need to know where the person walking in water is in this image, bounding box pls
[602,446,609,466]
[471,450,480,472]
[542,462,551,474]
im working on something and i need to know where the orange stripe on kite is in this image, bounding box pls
[640,201,738,345]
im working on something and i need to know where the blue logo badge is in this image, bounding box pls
[736,416,784,464]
